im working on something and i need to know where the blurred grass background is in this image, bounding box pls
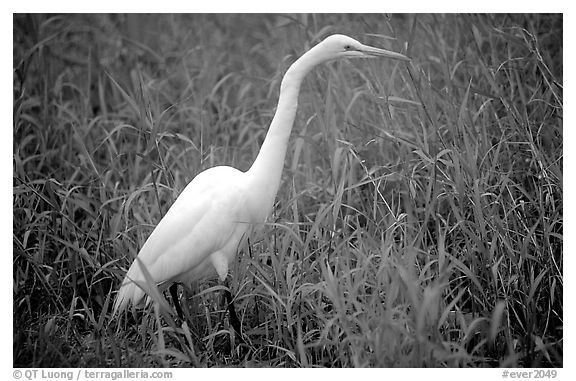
[13,14,562,367]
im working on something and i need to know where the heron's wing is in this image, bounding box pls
[114,167,250,312]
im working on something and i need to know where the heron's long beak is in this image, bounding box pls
[359,44,411,61]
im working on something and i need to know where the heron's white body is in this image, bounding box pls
[113,34,409,314]
[114,167,253,310]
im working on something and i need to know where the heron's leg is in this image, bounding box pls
[223,282,245,344]
[169,283,184,320]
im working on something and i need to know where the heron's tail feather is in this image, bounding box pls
[112,258,150,316]
[112,277,147,316]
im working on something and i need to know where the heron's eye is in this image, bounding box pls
[344,45,351,50]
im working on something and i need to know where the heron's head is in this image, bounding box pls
[313,34,410,63]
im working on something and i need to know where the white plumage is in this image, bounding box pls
[113,34,409,316]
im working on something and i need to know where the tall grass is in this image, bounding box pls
[13,14,562,367]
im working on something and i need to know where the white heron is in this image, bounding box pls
[113,34,409,333]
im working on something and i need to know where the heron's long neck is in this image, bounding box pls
[246,51,320,219]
